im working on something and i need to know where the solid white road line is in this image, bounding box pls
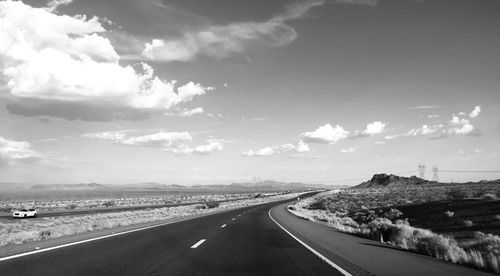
[268,207,352,276]
[221,224,227,228]
[191,239,206,248]
[0,217,196,263]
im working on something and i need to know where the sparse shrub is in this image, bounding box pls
[481,193,497,201]
[383,208,403,221]
[195,204,206,209]
[67,204,77,210]
[39,230,51,240]
[307,198,328,210]
[446,188,468,199]
[102,201,115,207]
[464,220,474,227]
[206,202,220,208]
[445,211,455,217]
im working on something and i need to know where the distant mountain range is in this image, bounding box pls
[7,180,330,192]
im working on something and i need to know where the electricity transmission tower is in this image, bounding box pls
[432,166,439,182]
[418,163,426,179]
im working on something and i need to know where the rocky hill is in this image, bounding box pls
[353,174,431,188]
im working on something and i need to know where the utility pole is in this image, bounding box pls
[432,165,439,182]
[418,163,426,179]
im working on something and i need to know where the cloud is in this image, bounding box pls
[408,105,440,110]
[45,0,74,12]
[449,115,470,126]
[83,130,224,155]
[340,146,358,153]
[469,105,481,118]
[143,0,354,62]
[0,136,41,166]
[334,0,378,5]
[83,131,192,147]
[167,139,224,156]
[357,121,386,136]
[384,134,400,140]
[448,123,475,135]
[405,124,442,136]
[165,107,204,117]
[427,114,440,119]
[301,124,349,144]
[0,1,211,121]
[241,140,310,157]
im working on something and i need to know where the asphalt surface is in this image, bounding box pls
[0,196,492,275]
[0,197,339,276]
[271,204,491,276]
[0,198,251,220]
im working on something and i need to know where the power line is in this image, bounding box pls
[439,170,500,173]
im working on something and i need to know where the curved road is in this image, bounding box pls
[0,198,490,275]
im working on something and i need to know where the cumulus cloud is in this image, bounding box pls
[0,136,41,166]
[356,121,386,137]
[405,124,442,136]
[241,140,310,157]
[469,105,481,118]
[301,124,349,144]
[0,1,211,121]
[45,0,74,12]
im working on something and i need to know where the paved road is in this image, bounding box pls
[0,196,491,275]
[0,198,252,220]
[270,204,491,276]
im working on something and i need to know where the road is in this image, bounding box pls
[0,197,254,220]
[0,197,491,275]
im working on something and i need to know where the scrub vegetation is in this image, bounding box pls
[0,192,303,247]
[289,183,500,274]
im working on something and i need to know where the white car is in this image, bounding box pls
[12,208,38,218]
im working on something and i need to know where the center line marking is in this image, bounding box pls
[191,239,206,248]
[221,224,227,228]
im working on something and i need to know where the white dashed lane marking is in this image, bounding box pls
[221,224,227,228]
[191,239,206,249]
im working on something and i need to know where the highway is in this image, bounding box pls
[0,197,255,220]
[0,197,491,275]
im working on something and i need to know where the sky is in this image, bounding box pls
[1,0,500,185]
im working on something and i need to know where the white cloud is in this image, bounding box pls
[405,124,442,136]
[0,1,211,121]
[241,140,310,157]
[83,131,192,147]
[448,115,470,126]
[408,105,440,110]
[360,121,386,136]
[166,139,224,156]
[384,134,400,140]
[427,114,440,119]
[46,0,74,12]
[448,123,475,135]
[165,107,204,117]
[0,136,41,166]
[340,146,357,153]
[469,105,481,118]
[301,124,349,144]
[83,130,224,155]
[143,0,378,62]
